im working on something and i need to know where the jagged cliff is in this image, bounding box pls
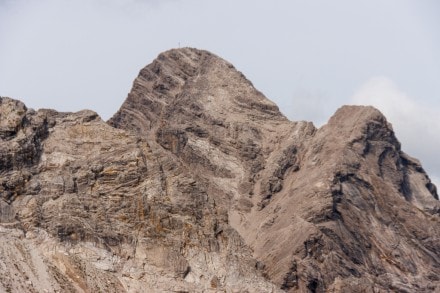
[0,48,439,292]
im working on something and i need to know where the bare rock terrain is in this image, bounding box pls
[1,48,439,292]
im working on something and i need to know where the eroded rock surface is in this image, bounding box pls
[1,48,439,292]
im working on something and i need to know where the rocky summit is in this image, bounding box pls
[0,48,439,293]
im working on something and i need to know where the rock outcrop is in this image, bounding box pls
[1,48,439,292]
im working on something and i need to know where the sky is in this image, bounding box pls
[0,0,439,186]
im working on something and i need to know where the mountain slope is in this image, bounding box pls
[0,48,439,292]
[110,48,440,292]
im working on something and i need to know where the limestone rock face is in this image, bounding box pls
[1,48,439,292]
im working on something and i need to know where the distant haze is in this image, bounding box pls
[1,0,439,186]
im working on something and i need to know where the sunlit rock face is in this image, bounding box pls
[1,48,439,292]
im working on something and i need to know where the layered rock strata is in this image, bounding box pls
[0,48,439,292]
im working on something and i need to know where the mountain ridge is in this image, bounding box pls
[0,47,439,292]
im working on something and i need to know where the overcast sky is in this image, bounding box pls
[0,0,439,186]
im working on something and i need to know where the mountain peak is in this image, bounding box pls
[1,49,439,292]
[328,105,386,126]
[325,105,401,149]
[109,48,285,135]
